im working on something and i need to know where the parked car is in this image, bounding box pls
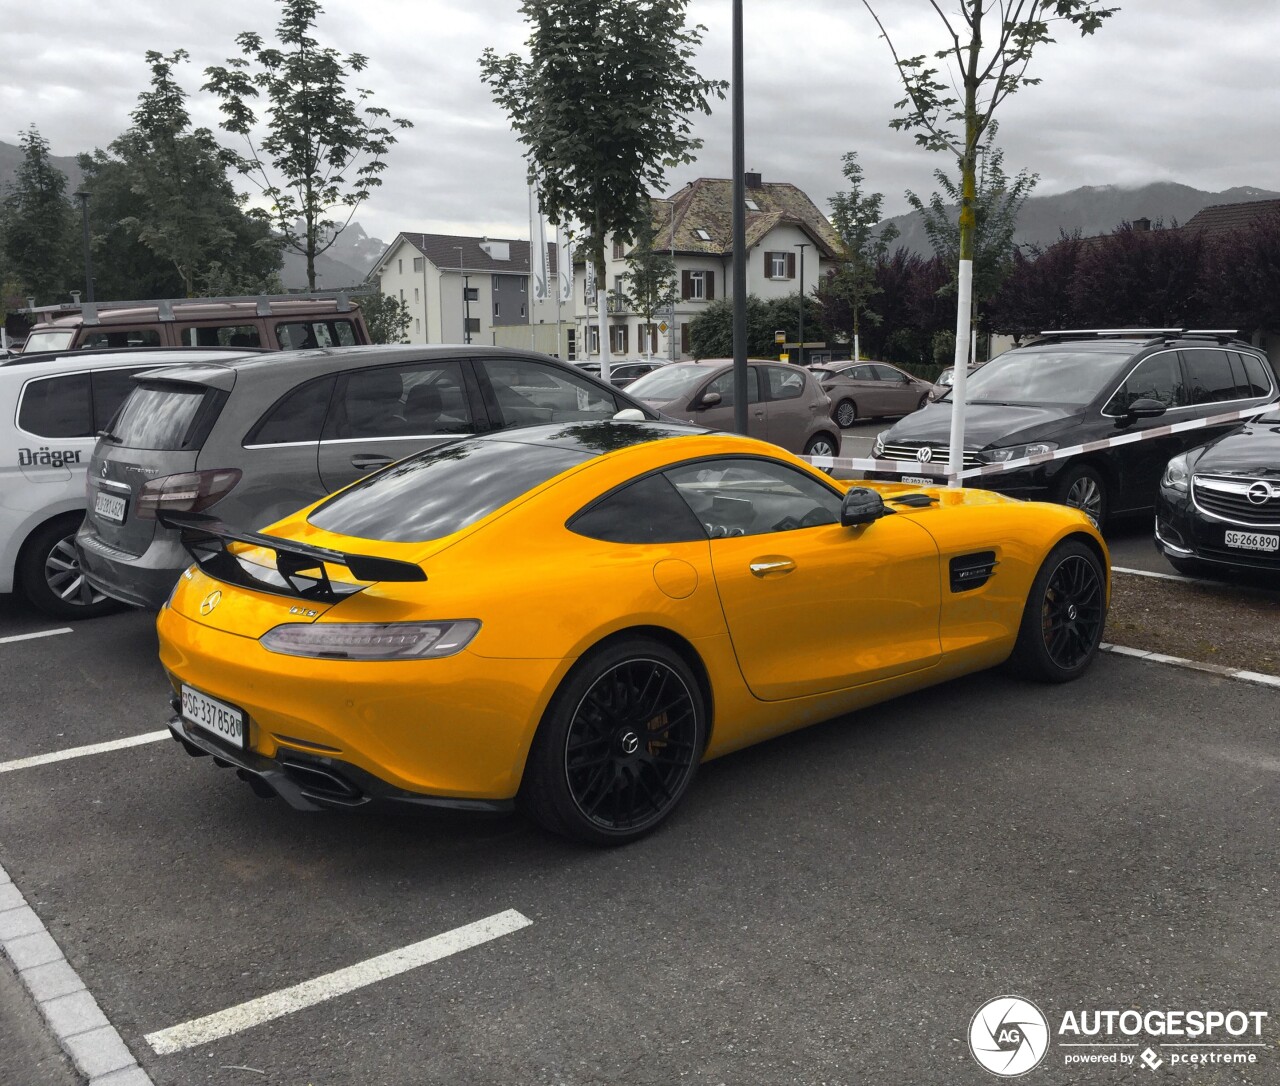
[0,346,262,617]
[77,345,661,610]
[867,330,1278,529]
[1155,403,1280,575]
[625,359,841,458]
[20,293,370,354]
[570,358,670,388]
[808,361,937,427]
[157,420,1108,844]
[931,360,988,399]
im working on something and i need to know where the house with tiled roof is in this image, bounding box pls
[373,233,567,354]
[1182,198,1280,240]
[577,173,843,360]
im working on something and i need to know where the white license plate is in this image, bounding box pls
[181,685,246,748]
[1224,529,1279,552]
[900,475,933,485]
[94,490,127,524]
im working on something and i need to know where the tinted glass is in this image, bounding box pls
[180,325,262,348]
[1237,352,1274,398]
[112,384,211,450]
[570,473,706,544]
[961,346,1137,407]
[19,373,92,437]
[308,438,589,543]
[325,361,475,440]
[78,328,161,349]
[1107,351,1186,412]
[626,364,709,402]
[1184,348,1240,404]
[872,365,907,383]
[848,365,876,380]
[402,363,475,434]
[666,458,840,538]
[707,367,760,407]
[275,320,359,350]
[479,358,618,427]
[246,375,336,445]
[764,365,805,401]
[90,368,148,431]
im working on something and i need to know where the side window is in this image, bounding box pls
[1183,349,1239,404]
[665,458,841,538]
[849,364,876,381]
[90,368,148,431]
[569,473,706,544]
[245,375,336,446]
[1236,352,1274,398]
[763,365,805,401]
[19,373,93,437]
[78,328,161,349]
[872,364,908,384]
[1107,351,1186,413]
[180,325,263,348]
[477,358,618,428]
[276,320,357,350]
[706,367,761,408]
[325,361,475,440]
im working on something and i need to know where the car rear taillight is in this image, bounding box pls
[136,469,242,520]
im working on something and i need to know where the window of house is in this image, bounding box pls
[398,259,403,274]
[745,199,760,212]
[682,270,713,301]
[465,317,481,334]
[765,251,795,279]
[680,323,689,354]
[589,326,600,354]
[414,287,420,303]
[695,228,711,241]
[611,325,629,354]
[494,302,501,318]
[520,304,526,318]
[413,257,424,272]
[399,288,404,301]
[416,318,421,333]
[567,328,577,361]
[613,239,626,259]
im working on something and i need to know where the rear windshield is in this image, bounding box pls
[22,330,75,353]
[952,346,1137,407]
[111,382,214,450]
[308,438,590,543]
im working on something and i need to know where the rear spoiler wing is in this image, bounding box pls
[159,512,426,604]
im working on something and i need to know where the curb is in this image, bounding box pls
[1100,642,1280,689]
[0,861,155,1086]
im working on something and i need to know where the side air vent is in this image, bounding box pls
[950,551,998,592]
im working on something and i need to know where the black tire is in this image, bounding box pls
[834,399,858,428]
[17,515,124,620]
[1006,539,1107,683]
[1053,462,1108,530]
[916,393,929,410]
[522,637,706,845]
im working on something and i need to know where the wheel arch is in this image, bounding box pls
[1060,528,1111,600]
[13,507,87,593]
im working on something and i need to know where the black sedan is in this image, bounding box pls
[1155,406,1280,576]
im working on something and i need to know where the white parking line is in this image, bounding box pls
[145,908,533,1055]
[0,627,72,646]
[0,731,171,775]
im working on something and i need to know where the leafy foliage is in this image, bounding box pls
[204,0,412,289]
[611,213,677,334]
[1,126,76,303]
[688,294,822,359]
[360,289,411,344]
[826,151,898,352]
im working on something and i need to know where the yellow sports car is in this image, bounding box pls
[157,421,1109,844]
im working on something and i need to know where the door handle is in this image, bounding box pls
[750,557,796,577]
[350,454,395,471]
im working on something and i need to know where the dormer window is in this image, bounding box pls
[745,199,759,211]
[694,228,712,241]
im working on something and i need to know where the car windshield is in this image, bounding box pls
[945,346,1138,407]
[625,364,711,402]
[308,438,590,543]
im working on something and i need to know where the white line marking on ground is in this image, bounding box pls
[0,627,72,646]
[1110,565,1196,583]
[0,730,171,775]
[145,908,533,1055]
[1100,644,1280,689]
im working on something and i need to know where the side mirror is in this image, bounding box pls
[697,390,722,409]
[1127,397,1167,419]
[840,486,887,527]
[612,408,646,422]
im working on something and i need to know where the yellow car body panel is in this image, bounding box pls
[157,429,1109,807]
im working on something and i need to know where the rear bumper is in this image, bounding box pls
[76,524,187,609]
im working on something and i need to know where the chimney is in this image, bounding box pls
[1133,217,1151,231]
[744,172,762,189]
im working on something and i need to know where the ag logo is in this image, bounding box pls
[968,995,1050,1077]
[916,445,933,463]
[199,590,222,616]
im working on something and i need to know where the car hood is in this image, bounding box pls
[1191,417,1280,477]
[883,402,1077,448]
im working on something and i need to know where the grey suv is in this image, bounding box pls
[77,345,659,608]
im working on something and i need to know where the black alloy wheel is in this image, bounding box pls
[1054,463,1108,530]
[523,638,705,844]
[18,516,122,620]
[835,399,858,428]
[1007,539,1106,683]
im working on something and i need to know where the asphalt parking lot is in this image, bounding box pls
[2,571,1277,1084]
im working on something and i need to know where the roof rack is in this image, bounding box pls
[16,289,373,327]
[1179,328,1246,343]
[1035,328,1180,340]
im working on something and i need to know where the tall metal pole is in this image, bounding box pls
[731,0,748,435]
[74,191,94,303]
[794,242,809,367]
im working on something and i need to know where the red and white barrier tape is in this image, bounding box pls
[802,402,1276,483]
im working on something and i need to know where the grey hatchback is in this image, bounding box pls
[77,345,659,608]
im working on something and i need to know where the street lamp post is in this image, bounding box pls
[74,190,94,304]
[794,242,809,366]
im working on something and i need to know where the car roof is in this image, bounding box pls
[0,346,263,372]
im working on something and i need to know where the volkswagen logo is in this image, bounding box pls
[916,446,933,464]
[199,590,222,616]
[1247,481,1273,505]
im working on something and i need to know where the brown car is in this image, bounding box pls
[808,361,937,428]
[625,358,841,458]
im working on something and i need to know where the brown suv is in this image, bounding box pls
[20,293,371,354]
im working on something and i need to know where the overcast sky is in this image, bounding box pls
[5,0,1279,247]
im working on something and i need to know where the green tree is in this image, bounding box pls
[860,0,1116,471]
[360,289,411,344]
[611,211,677,356]
[480,0,726,377]
[204,0,412,290]
[1,126,76,304]
[827,151,898,360]
[688,293,821,359]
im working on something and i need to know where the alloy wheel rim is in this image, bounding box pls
[1039,554,1104,670]
[564,658,699,832]
[809,439,837,457]
[836,402,856,427]
[1066,476,1103,525]
[44,537,107,607]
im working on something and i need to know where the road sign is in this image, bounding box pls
[658,322,668,333]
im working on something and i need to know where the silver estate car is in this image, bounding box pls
[77,345,660,609]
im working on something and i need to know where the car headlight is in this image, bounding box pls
[259,620,481,660]
[1161,452,1191,493]
[872,431,888,457]
[978,442,1058,464]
